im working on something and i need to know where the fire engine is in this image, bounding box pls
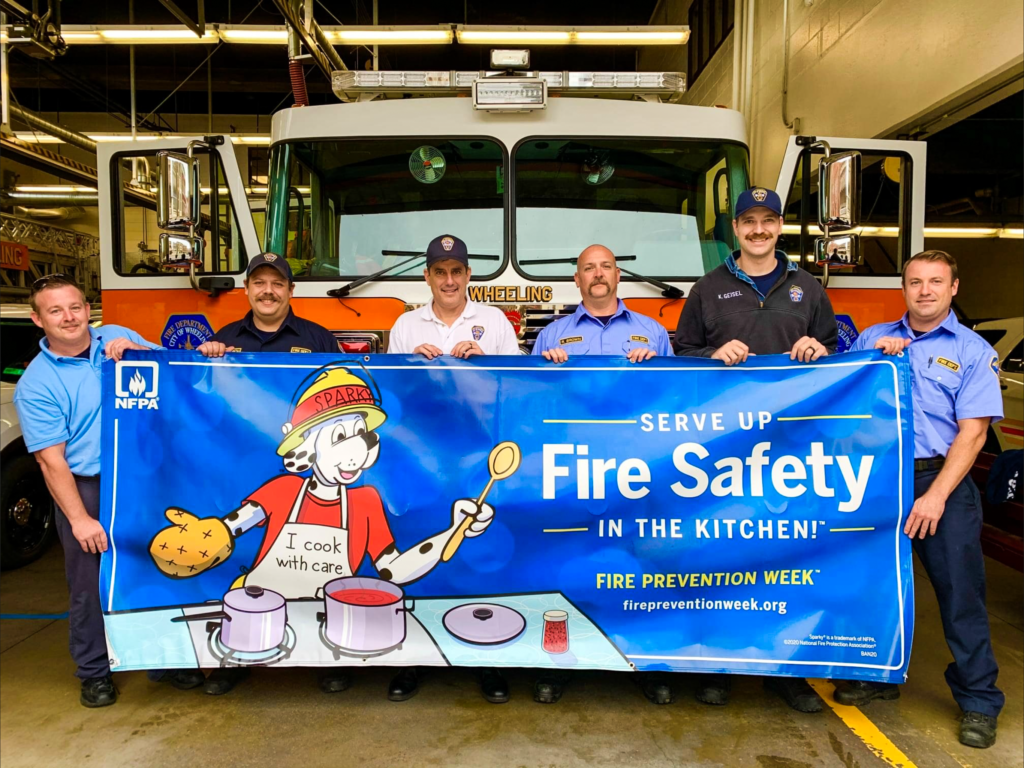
[95,58,927,353]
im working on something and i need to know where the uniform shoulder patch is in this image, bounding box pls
[630,335,650,344]
[935,357,960,373]
[990,353,1000,376]
[559,336,584,345]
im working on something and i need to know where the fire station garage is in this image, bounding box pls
[0,1,1021,767]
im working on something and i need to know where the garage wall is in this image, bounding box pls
[644,0,1024,186]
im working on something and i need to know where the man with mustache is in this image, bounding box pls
[194,252,337,695]
[531,243,671,707]
[673,187,837,713]
[13,275,161,707]
[533,244,671,365]
[198,252,338,356]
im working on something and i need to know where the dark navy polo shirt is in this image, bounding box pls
[211,309,339,353]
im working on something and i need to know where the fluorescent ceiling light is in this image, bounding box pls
[14,132,271,144]
[328,27,453,44]
[455,26,689,45]
[219,27,288,43]
[782,224,1020,239]
[15,185,97,192]
[458,30,572,44]
[100,28,218,43]
[574,30,689,44]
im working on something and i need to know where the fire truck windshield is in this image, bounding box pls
[264,138,505,280]
[514,138,749,280]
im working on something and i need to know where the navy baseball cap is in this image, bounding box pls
[246,252,292,282]
[425,234,469,268]
[734,187,783,219]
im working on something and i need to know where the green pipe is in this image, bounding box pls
[264,143,292,257]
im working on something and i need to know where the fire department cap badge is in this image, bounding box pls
[472,325,485,341]
[752,188,768,202]
[789,285,804,302]
[264,254,278,261]
[441,236,455,252]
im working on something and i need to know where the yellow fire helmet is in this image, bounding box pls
[277,367,387,456]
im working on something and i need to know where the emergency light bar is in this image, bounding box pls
[332,70,685,97]
[473,78,547,111]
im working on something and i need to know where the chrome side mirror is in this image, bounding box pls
[157,151,200,230]
[818,151,861,232]
[814,234,860,268]
[159,232,204,267]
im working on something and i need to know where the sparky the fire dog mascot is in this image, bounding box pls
[149,364,495,597]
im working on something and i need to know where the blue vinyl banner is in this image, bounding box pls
[100,350,914,682]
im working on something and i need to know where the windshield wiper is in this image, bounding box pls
[517,255,684,299]
[326,250,500,298]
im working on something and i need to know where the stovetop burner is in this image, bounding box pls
[317,616,402,660]
[206,623,297,667]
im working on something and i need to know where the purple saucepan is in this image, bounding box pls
[172,585,287,653]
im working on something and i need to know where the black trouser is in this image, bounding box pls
[913,469,1003,718]
[54,475,109,680]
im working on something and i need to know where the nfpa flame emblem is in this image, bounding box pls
[115,361,160,410]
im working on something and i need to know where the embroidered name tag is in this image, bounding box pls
[559,336,584,345]
[936,357,960,372]
[630,335,650,344]
[290,347,312,353]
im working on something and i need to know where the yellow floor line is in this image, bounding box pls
[809,679,919,768]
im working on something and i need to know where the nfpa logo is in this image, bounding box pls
[114,361,160,410]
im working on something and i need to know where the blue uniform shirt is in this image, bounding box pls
[13,325,159,476]
[532,300,673,358]
[852,311,1003,459]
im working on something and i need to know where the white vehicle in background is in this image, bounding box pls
[0,304,102,569]
[975,317,1024,454]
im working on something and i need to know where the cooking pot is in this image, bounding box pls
[316,577,414,654]
[171,585,287,653]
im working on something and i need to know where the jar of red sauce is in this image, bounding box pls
[542,609,569,654]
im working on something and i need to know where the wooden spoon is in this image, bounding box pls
[441,441,522,562]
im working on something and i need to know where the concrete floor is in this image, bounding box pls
[1,547,1021,768]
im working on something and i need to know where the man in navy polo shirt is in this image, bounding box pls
[196,252,339,695]
[835,251,1004,750]
[12,275,166,707]
[197,252,338,356]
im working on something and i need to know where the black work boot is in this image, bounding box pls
[480,668,509,704]
[960,712,997,749]
[695,673,731,705]
[832,680,900,706]
[765,677,823,713]
[204,667,249,695]
[534,672,571,704]
[80,675,117,708]
[319,669,354,694]
[639,673,675,705]
[388,667,419,702]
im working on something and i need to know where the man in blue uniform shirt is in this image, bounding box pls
[12,275,169,707]
[531,244,669,706]
[198,252,338,355]
[533,244,671,363]
[835,250,1004,750]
